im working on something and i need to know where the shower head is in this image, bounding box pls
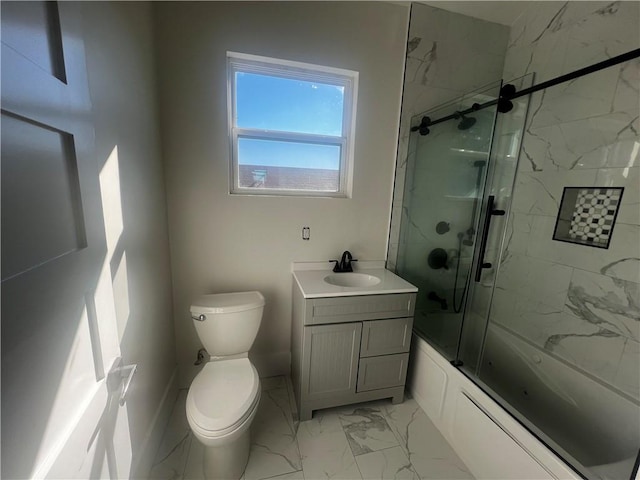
[456,112,476,130]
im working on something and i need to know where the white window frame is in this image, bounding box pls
[227,51,358,197]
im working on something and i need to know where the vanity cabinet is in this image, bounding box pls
[291,283,416,420]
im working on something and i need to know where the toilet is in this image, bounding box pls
[186,291,265,479]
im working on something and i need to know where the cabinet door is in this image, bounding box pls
[357,353,409,392]
[360,317,413,357]
[303,322,362,400]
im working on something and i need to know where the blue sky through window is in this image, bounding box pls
[236,72,344,170]
[237,72,344,135]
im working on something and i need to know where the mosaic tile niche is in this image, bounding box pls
[553,187,624,249]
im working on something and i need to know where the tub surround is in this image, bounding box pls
[388,3,639,479]
[292,262,418,298]
[494,0,640,401]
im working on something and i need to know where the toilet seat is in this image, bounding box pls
[186,358,260,440]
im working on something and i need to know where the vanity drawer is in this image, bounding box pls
[357,353,409,392]
[306,293,415,325]
[360,317,413,357]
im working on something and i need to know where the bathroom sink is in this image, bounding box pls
[323,273,381,288]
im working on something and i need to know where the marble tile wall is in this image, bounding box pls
[149,377,473,480]
[492,1,640,402]
[386,3,509,271]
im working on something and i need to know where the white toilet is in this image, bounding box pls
[186,291,265,479]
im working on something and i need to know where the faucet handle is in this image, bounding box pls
[329,260,340,272]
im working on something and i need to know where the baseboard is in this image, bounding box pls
[131,366,179,479]
[250,350,291,378]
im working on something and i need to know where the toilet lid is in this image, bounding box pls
[191,291,265,315]
[186,358,260,433]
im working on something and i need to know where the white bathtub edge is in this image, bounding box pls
[409,335,580,480]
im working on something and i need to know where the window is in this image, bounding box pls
[227,52,358,197]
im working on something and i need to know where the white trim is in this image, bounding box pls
[131,367,179,480]
[227,51,358,80]
[226,51,358,198]
[235,128,347,146]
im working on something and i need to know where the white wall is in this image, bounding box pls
[154,1,410,387]
[82,2,177,474]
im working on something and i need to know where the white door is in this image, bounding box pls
[2,2,134,478]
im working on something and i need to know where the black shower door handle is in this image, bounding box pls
[474,195,505,282]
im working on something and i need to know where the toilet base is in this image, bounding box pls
[202,427,250,480]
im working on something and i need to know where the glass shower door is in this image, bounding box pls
[396,81,501,360]
[458,72,640,480]
[457,73,534,371]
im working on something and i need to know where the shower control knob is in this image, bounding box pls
[436,222,450,234]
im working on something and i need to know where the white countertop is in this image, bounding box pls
[292,261,418,298]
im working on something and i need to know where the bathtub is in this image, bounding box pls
[407,327,640,480]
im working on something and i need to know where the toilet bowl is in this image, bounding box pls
[186,292,265,479]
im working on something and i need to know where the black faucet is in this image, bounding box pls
[329,251,358,272]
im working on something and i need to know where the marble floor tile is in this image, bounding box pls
[183,437,205,480]
[244,388,301,480]
[355,446,419,480]
[153,377,474,480]
[261,376,287,391]
[404,416,472,480]
[257,471,305,480]
[297,412,362,480]
[149,390,191,480]
[285,382,300,434]
[380,398,423,455]
[338,407,400,456]
[383,399,472,480]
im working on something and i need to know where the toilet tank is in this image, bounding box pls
[191,291,265,356]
